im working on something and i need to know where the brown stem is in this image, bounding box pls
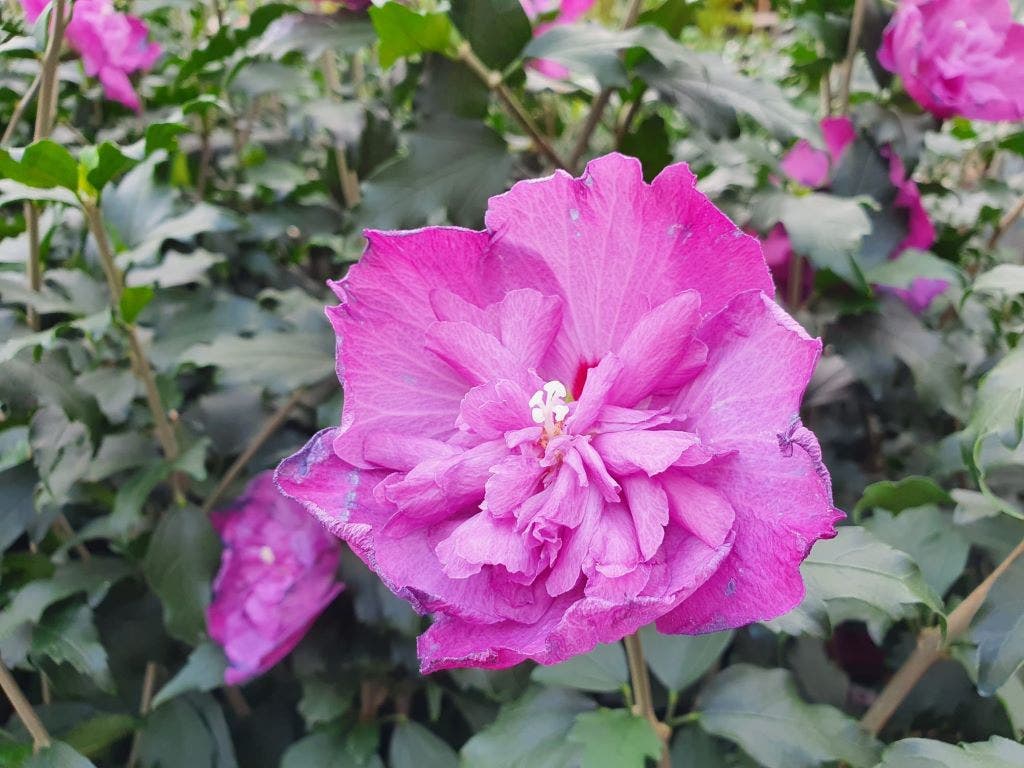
[224,686,252,718]
[456,43,569,170]
[0,661,51,753]
[196,115,214,199]
[33,0,68,140]
[320,52,361,208]
[624,632,670,768]
[126,661,158,768]
[614,91,645,148]
[0,71,42,146]
[860,536,1024,735]
[567,0,645,171]
[24,203,42,331]
[83,202,179,468]
[54,513,91,561]
[200,387,308,516]
[837,0,867,114]
[986,192,1024,251]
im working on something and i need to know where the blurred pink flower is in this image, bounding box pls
[772,117,944,312]
[20,0,160,111]
[208,472,343,685]
[277,153,840,673]
[520,0,595,78]
[878,0,1024,121]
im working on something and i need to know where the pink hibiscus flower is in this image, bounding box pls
[207,472,343,685]
[769,116,943,312]
[878,0,1024,121]
[276,153,840,673]
[20,0,160,111]
[520,0,595,78]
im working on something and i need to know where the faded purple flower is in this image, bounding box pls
[879,0,1024,121]
[21,0,160,111]
[207,472,343,685]
[277,154,840,673]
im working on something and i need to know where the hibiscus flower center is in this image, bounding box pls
[529,379,569,445]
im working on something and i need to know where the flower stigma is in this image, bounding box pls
[529,380,569,445]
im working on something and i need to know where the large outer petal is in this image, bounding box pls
[483,153,771,381]
[276,430,554,626]
[330,228,496,465]
[658,291,840,633]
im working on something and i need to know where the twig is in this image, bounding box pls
[0,71,42,146]
[54,513,91,561]
[456,42,569,170]
[568,0,645,171]
[224,686,252,718]
[614,91,645,148]
[200,387,308,515]
[860,536,1024,735]
[0,661,51,753]
[837,0,867,114]
[126,661,158,768]
[82,202,179,469]
[320,51,361,208]
[986,192,1024,251]
[624,632,670,768]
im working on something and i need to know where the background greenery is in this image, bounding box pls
[1,0,1023,766]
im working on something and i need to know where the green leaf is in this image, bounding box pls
[151,642,228,710]
[531,641,628,693]
[389,721,457,768]
[973,264,1024,297]
[80,142,137,193]
[567,709,662,768]
[183,330,334,395]
[369,3,457,68]
[360,115,513,229]
[450,0,531,70]
[0,559,132,646]
[137,694,237,768]
[251,12,375,60]
[855,476,954,514]
[31,603,113,692]
[22,741,98,768]
[523,23,632,87]
[0,141,79,191]
[639,626,734,693]
[460,687,595,768]
[697,665,881,768]
[118,285,155,324]
[867,249,961,293]
[874,736,1024,767]
[144,123,190,156]
[865,507,970,597]
[751,191,872,288]
[968,555,1024,695]
[0,425,31,475]
[142,506,221,644]
[63,714,137,759]
[772,526,942,637]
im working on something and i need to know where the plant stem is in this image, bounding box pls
[83,202,180,472]
[126,661,158,768]
[456,42,569,171]
[0,71,42,146]
[568,0,645,171]
[200,387,308,515]
[320,51,361,208]
[837,0,867,114]
[19,0,69,332]
[860,535,1024,735]
[986,192,1024,251]
[624,632,670,768]
[0,661,51,753]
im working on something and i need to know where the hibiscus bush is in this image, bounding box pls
[2,0,1024,766]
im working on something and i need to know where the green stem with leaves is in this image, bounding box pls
[456,42,569,170]
[860,535,1024,734]
[624,632,670,768]
[568,0,645,171]
[82,201,181,480]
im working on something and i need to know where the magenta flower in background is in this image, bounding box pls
[771,116,944,312]
[520,0,595,78]
[208,472,343,685]
[19,0,160,111]
[879,0,1024,121]
[277,153,840,673]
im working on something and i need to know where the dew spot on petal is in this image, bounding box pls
[569,208,580,221]
[725,578,736,596]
